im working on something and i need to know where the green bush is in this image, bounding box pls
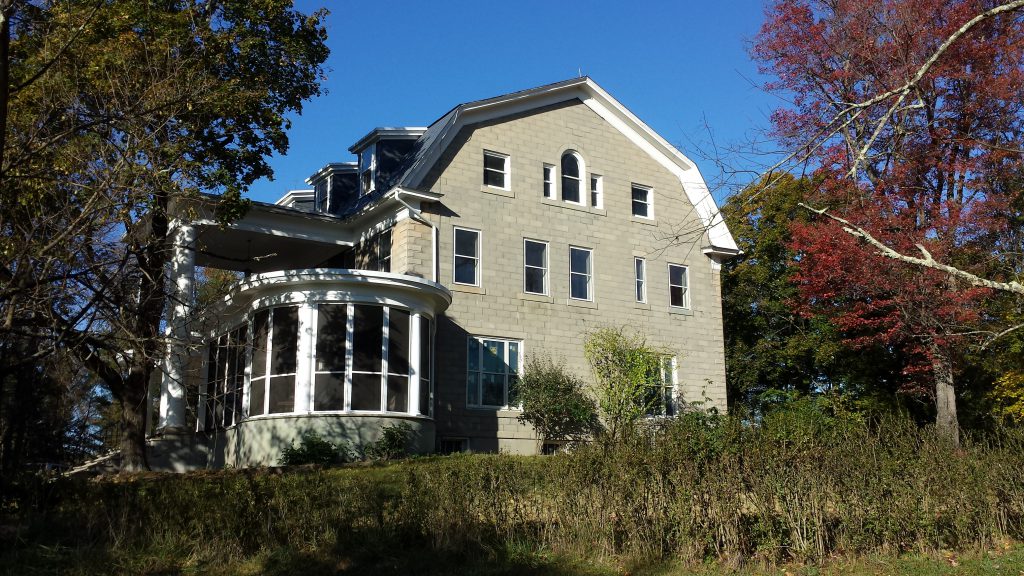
[279,432,352,466]
[516,355,600,443]
[365,422,414,461]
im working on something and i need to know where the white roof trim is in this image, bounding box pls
[275,188,314,207]
[402,78,737,253]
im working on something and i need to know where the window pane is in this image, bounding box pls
[670,265,686,287]
[635,259,645,279]
[483,153,505,171]
[316,304,347,372]
[671,285,686,307]
[388,308,410,375]
[483,169,505,188]
[562,177,579,203]
[455,229,478,257]
[508,374,519,406]
[454,256,477,284]
[351,373,381,410]
[482,340,505,373]
[387,375,409,412]
[525,241,545,267]
[271,307,299,375]
[251,310,269,378]
[632,187,647,202]
[561,154,579,178]
[637,280,645,302]
[467,338,480,371]
[524,268,545,294]
[249,378,265,416]
[632,199,649,218]
[314,373,345,411]
[508,342,519,373]
[420,317,432,380]
[481,373,505,406]
[353,305,384,373]
[570,248,590,274]
[378,230,392,272]
[571,274,589,300]
[420,377,430,415]
[268,375,295,414]
[467,372,480,405]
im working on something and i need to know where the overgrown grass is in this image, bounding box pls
[4,406,1024,574]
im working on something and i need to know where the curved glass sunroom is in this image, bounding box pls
[197,270,449,432]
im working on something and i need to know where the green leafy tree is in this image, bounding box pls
[0,0,328,470]
[516,355,599,445]
[584,327,666,442]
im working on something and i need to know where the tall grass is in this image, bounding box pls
[5,406,1024,571]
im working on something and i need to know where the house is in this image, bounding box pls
[147,77,739,470]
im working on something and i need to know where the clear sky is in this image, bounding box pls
[246,0,779,205]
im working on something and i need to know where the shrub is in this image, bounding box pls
[279,432,351,466]
[366,422,414,461]
[516,355,600,443]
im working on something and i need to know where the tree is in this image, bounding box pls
[584,327,667,443]
[0,0,328,470]
[516,355,599,445]
[722,174,911,414]
[752,0,1024,443]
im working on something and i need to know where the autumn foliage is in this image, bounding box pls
[753,0,1024,433]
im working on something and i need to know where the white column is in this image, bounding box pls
[294,302,315,413]
[158,220,197,432]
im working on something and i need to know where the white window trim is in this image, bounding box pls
[632,184,654,219]
[466,335,524,410]
[560,151,586,206]
[569,245,594,301]
[453,226,481,286]
[634,257,647,303]
[523,238,549,296]
[483,150,510,191]
[668,263,690,309]
[590,174,603,209]
[542,164,554,198]
[360,146,376,197]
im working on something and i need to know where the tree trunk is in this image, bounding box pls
[930,343,960,447]
[119,366,150,471]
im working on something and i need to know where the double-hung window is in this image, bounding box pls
[669,264,689,308]
[590,175,603,208]
[483,151,509,189]
[569,246,593,301]
[632,184,653,218]
[454,227,481,285]
[523,239,548,295]
[467,336,521,408]
[542,164,554,198]
[360,147,375,196]
[634,257,647,303]
[377,229,392,273]
[645,357,677,416]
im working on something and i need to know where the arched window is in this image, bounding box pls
[561,152,582,204]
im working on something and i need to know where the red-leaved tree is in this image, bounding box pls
[753,0,1024,442]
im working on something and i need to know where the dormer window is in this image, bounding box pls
[360,146,375,196]
[561,152,582,204]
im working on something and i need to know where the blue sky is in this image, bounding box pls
[247,0,779,204]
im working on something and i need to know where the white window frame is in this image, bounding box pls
[560,151,585,205]
[631,184,654,219]
[569,246,593,301]
[523,238,549,295]
[645,356,677,417]
[466,336,523,409]
[453,226,481,286]
[360,146,376,196]
[590,174,603,209]
[668,263,690,309]
[483,150,510,190]
[542,164,554,198]
[634,257,647,303]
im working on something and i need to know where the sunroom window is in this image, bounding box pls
[249,306,298,416]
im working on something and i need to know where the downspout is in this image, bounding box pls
[394,189,439,283]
